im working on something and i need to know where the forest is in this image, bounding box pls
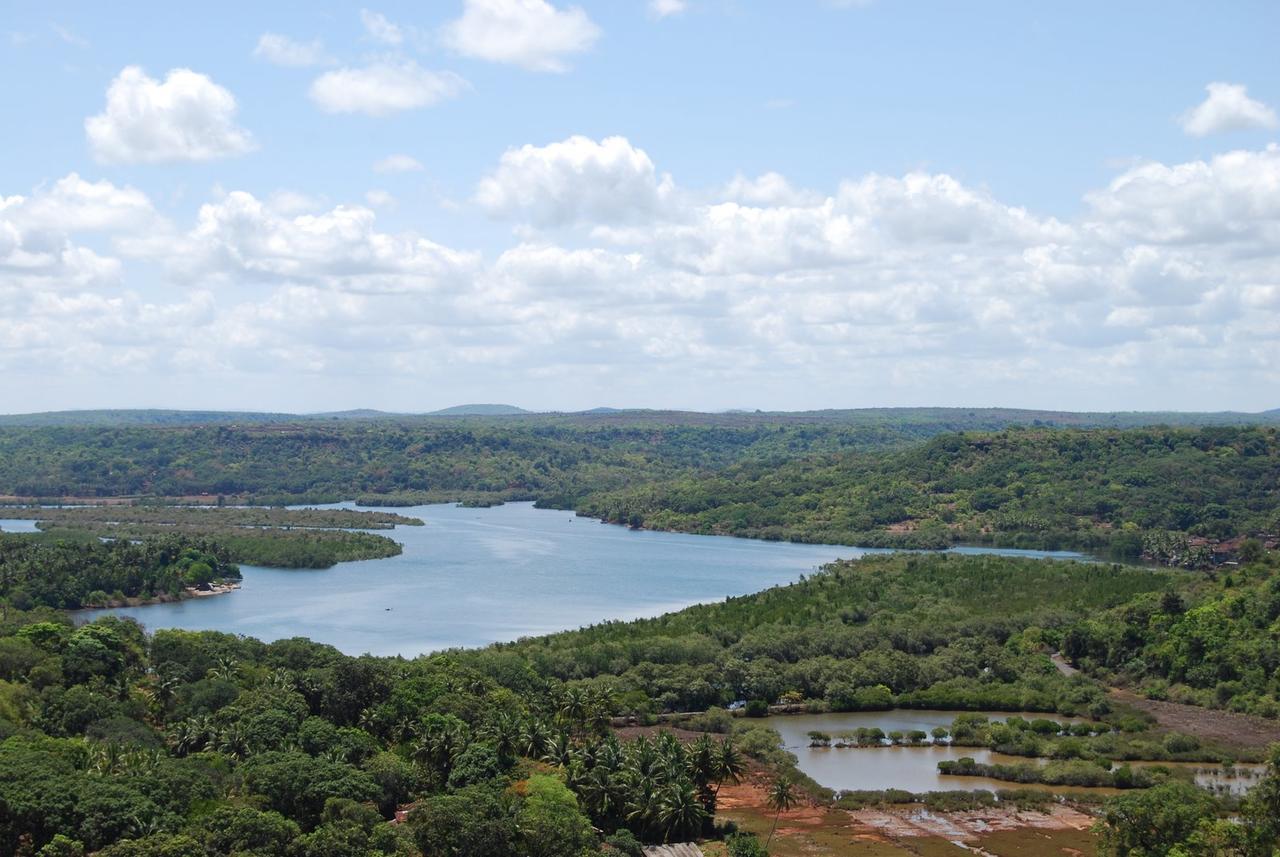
[1,546,1278,855]
[1,508,419,570]
[0,535,240,611]
[1,420,1277,566]
[579,426,1280,561]
[1,414,1280,853]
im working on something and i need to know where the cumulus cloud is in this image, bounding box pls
[5,140,1280,409]
[1181,82,1278,136]
[477,136,674,226]
[373,154,424,173]
[442,0,600,72]
[0,175,158,292]
[254,33,331,67]
[1085,144,1280,244]
[85,67,255,164]
[360,9,403,45]
[309,61,467,116]
[183,191,478,288]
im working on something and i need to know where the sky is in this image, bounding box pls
[2,1,1279,414]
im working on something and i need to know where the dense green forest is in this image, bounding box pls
[0,508,417,570]
[580,426,1280,560]
[0,535,240,610]
[1063,555,1280,718]
[0,545,1278,854]
[2,419,1277,565]
[0,420,898,500]
[3,507,421,530]
[459,553,1172,716]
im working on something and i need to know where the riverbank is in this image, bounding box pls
[77,580,241,610]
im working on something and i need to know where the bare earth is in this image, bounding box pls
[1108,688,1280,751]
[715,771,1098,856]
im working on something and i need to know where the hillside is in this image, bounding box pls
[578,426,1280,560]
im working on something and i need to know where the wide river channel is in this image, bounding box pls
[58,501,1089,656]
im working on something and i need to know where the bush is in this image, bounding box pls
[604,829,644,857]
[726,832,770,857]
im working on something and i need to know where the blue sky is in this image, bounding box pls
[2,1,1279,413]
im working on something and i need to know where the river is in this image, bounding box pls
[79,501,1087,657]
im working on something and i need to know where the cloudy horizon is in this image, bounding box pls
[3,2,1279,414]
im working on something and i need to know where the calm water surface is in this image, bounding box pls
[767,712,1266,795]
[766,711,1097,794]
[83,502,1086,656]
[0,519,41,533]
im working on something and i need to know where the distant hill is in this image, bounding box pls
[0,409,299,427]
[427,404,531,416]
[0,405,1278,429]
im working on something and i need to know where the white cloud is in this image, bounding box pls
[365,190,396,207]
[0,175,158,292]
[477,135,674,226]
[85,66,255,164]
[360,9,403,45]
[184,191,479,288]
[649,0,687,18]
[723,172,822,207]
[254,33,331,67]
[16,174,156,232]
[1085,144,1280,244]
[5,142,1280,410]
[309,61,468,116]
[267,190,326,216]
[442,0,600,73]
[373,154,424,173]
[1181,82,1278,137]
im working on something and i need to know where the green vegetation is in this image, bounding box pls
[0,542,1278,854]
[0,417,943,501]
[0,533,239,610]
[2,507,418,569]
[1064,550,1280,718]
[4,506,422,530]
[1096,765,1280,856]
[2,419,1276,566]
[580,426,1280,561]
[0,612,747,856]
[464,553,1174,716]
[35,523,402,570]
[3,410,1280,852]
[938,756,1164,789]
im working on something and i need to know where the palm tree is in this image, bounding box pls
[765,774,798,848]
[658,782,708,843]
[558,686,589,733]
[217,722,250,760]
[586,685,617,734]
[208,655,238,681]
[482,711,522,763]
[713,739,745,802]
[518,717,551,758]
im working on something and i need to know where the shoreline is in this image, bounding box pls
[77,580,241,611]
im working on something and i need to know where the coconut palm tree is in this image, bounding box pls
[519,718,552,758]
[658,781,708,842]
[765,774,798,848]
[714,739,745,801]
